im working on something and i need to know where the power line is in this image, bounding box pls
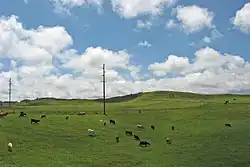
[8,78,11,107]
[101,64,107,115]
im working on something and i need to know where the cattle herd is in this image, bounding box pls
[99,118,173,147]
[1,109,177,149]
[1,98,234,152]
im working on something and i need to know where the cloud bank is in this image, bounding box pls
[0,15,250,101]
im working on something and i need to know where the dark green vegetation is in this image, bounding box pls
[1,91,250,167]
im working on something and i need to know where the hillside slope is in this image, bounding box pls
[4,91,249,115]
[1,91,250,167]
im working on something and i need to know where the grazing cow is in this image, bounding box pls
[233,98,236,100]
[224,100,229,104]
[125,130,133,136]
[136,124,144,129]
[172,126,175,131]
[104,122,106,126]
[110,119,116,125]
[31,119,40,124]
[134,135,140,141]
[78,112,86,116]
[88,129,96,137]
[166,137,172,144]
[139,140,151,147]
[95,112,98,115]
[41,115,46,119]
[225,123,231,127]
[116,135,120,143]
[19,112,26,117]
[7,142,13,152]
[150,125,155,130]
[138,109,142,114]
[66,116,69,120]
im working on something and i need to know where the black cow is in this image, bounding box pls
[139,140,151,147]
[19,112,26,117]
[66,116,69,120]
[110,119,116,125]
[41,115,46,119]
[134,135,140,141]
[116,136,120,143]
[150,125,155,130]
[224,100,229,104]
[31,119,40,124]
[172,126,175,131]
[125,130,133,136]
[225,123,231,127]
[104,122,106,126]
[166,138,172,144]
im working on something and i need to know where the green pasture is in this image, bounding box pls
[1,91,250,167]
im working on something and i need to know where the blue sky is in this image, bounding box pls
[1,0,249,65]
[0,0,250,100]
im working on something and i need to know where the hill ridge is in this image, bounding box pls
[2,90,250,105]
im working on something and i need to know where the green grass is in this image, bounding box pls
[1,91,250,167]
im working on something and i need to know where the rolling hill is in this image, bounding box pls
[1,91,250,167]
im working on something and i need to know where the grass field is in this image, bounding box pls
[1,91,250,167]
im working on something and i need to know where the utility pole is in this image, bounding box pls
[8,78,12,107]
[102,64,106,115]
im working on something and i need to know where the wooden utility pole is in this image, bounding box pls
[102,64,106,115]
[8,78,11,107]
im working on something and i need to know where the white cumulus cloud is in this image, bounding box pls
[148,47,250,94]
[50,0,103,14]
[232,3,250,33]
[111,0,176,18]
[169,5,214,33]
[65,47,129,69]
[149,55,190,76]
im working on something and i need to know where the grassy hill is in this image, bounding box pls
[1,91,250,167]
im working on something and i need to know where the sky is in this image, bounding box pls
[0,0,250,101]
